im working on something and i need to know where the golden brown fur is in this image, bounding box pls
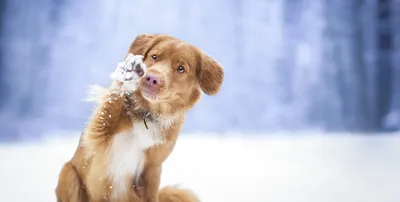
[55,34,224,202]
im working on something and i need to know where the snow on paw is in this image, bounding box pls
[110,53,147,94]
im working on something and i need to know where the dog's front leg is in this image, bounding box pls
[86,54,146,138]
[138,165,162,202]
[55,162,88,202]
[86,89,124,138]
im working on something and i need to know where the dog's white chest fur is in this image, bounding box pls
[108,120,162,197]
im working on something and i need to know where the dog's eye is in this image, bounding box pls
[151,54,157,60]
[177,66,185,73]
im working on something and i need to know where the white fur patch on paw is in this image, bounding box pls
[110,53,147,93]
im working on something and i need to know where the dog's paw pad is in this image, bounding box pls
[110,54,147,93]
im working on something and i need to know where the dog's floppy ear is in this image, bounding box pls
[127,34,158,57]
[196,52,224,95]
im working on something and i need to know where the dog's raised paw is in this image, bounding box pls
[111,53,146,92]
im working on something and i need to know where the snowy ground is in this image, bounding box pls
[0,132,399,202]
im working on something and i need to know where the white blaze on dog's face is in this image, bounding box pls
[127,34,224,114]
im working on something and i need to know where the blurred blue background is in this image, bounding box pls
[0,0,399,140]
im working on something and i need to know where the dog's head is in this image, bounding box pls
[126,34,224,116]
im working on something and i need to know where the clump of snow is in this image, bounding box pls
[110,53,146,94]
[84,54,147,104]
[0,133,400,202]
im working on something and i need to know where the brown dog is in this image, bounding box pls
[55,34,224,202]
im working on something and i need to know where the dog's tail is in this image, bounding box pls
[158,185,200,202]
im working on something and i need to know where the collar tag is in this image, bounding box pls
[143,118,149,129]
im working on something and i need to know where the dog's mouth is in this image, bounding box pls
[140,85,167,102]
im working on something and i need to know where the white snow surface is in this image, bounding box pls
[0,132,400,202]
